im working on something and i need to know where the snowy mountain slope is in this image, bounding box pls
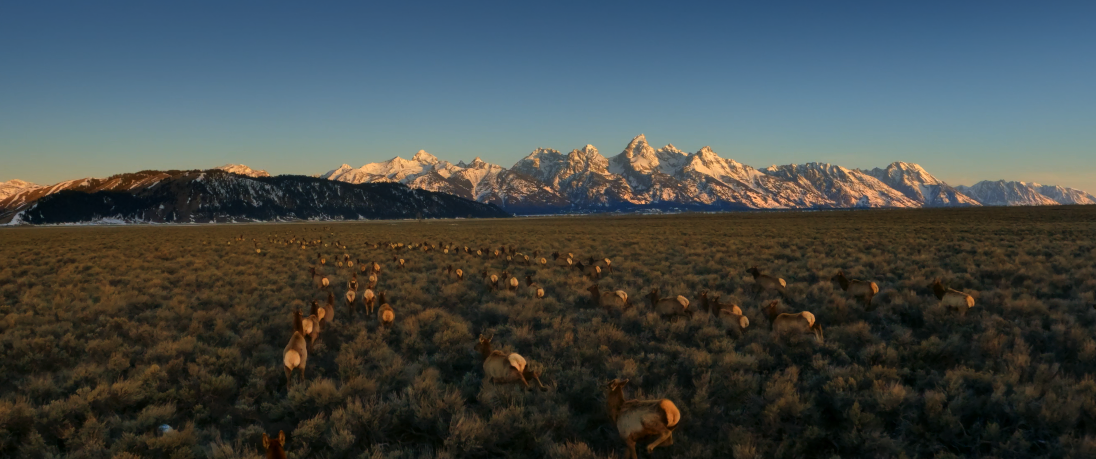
[0,179,41,201]
[763,162,919,208]
[957,181,1062,206]
[1033,184,1096,205]
[865,162,980,207]
[216,164,270,178]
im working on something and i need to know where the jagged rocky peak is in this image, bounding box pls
[216,164,270,178]
[869,161,941,185]
[612,134,660,173]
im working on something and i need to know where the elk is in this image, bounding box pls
[576,262,602,280]
[366,273,378,290]
[772,311,824,344]
[762,300,784,328]
[323,292,335,326]
[719,309,750,338]
[372,261,381,274]
[363,289,376,314]
[398,258,406,269]
[348,273,359,292]
[474,334,547,391]
[525,275,544,298]
[345,288,357,309]
[932,278,975,313]
[605,378,680,459]
[378,292,394,327]
[746,267,786,295]
[831,271,879,306]
[588,285,630,311]
[302,300,325,350]
[483,270,500,291]
[262,431,287,459]
[539,257,547,266]
[309,267,330,290]
[283,310,308,389]
[594,257,613,274]
[508,276,519,291]
[646,288,693,320]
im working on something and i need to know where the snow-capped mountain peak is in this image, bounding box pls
[412,150,439,164]
[0,179,42,201]
[216,164,270,178]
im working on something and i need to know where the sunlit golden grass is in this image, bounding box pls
[1,206,1095,458]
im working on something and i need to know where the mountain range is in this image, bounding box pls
[319,134,1094,213]
[2,134,1092,224]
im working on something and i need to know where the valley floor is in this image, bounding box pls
[1,206,1095,458]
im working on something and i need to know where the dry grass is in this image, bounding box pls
[2,206,1096,458]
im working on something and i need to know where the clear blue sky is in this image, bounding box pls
[1,1,1094,191]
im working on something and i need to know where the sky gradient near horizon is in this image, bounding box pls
[1,1,1094,191]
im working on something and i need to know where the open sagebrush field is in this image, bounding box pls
[2,206,1096,459]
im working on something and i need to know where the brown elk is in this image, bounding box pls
[302,300,324,350]
[309,267,330,290]
[605,378,680,459]
[576,262,602,280]
[588,285,631,311]
[718,309,750,338]
[483,270,500,291]
[831,270,879,306]
[646,288,693,320]
[762,300,783,328]
[348,273,359,292]
[366,273,378,290]
[474,334,547,391]
[378,292,394,327]
[363,289,376,314]
[323,292,335,326]
[698,291,742,317]
[345,289,357,316]
[508,276,519,291]
[932,278,975,313]
[595,257,613,274]
[746,267,786,295]
[283,310,308,389]
[772,311,824,344]
[262,431,287,459]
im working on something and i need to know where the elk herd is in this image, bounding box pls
[247,229,977,458]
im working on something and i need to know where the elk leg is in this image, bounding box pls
[625,438,638,459]
[285,367,292,390]
[647,429,673,451]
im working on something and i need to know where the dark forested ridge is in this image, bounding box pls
[2,170,509,224]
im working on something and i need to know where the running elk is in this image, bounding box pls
[933,278,975,313]
[831,270,879,306]
[605,378,680,459]
[283,310,308,389]
[772,311,824,344]
[588,285,631,311]
[746,267,786,295]
[378,292,394,327]
[474,334,547,391]
[647,288,693,320]
[363,289,376,314]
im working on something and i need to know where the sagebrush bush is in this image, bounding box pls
[1,206,1095,457]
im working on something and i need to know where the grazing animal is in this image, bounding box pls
[588,285,631,311]
[363,289,376,314]
[323,292,335,326]
[719,309,750,337]
[772,311,824,343]
[647,288,693,320]
[367,273,378,290]
[483,271,500,291]
[398,258,406,269]
[713,295,742,316]
[605,379,680,459]
[746,267,786,295]
[508,276,519,291]
[348,273,359,292]
[372,261,381,274]
[283,310,308,388]
[699,291,741,316]
[455,268,464,281]
[474,334,547,391]
[831,271,879,306]
[309,267,330,290]
[378,292,394,327]
[262,431,287,459]
[932,279,975,313]
[595,257,613,274]
[539,257,547,265]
